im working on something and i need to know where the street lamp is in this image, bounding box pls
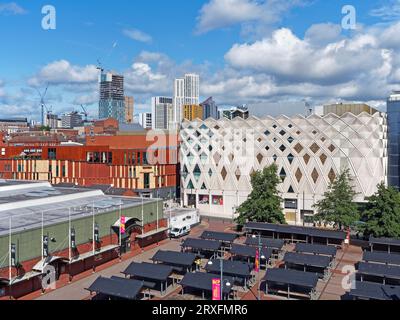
[252,233,265,300]
[208,259,231,300]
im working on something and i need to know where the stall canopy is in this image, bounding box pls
[245,222,346,241]
[284,252,331,269]
[122,262,174,282]
[151,250,199,268]
[32,256,69,273]
[263,268,319,289]
[86,276,144,300]
[295,243,337,257]
[182,238,222,251]
[230,244,273,261]
[369,237,400,247]
[363,251,400,266]
[358,262,400,280]
[180,272,234,295]
[348,281,400,300]
[200,231,238,243]
[205,259,252,278]
[244,237,284,251]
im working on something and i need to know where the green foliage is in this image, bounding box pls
[236,164,285,226]
[362,183,400,238]
[313,168,359,230]
[40,125,51,132]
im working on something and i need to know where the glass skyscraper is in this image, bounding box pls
[99,72,126,123]
[388,91,400,189]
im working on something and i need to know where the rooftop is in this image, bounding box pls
[0,180,156,237]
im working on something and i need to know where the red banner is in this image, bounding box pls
[212,278,221,301]
[255,248,260,272]
[120,216,126,235]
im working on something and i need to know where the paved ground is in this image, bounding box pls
[29,219,361,301]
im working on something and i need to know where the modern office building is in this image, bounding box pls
[0,118,29,134]
[151,96,174,130]
[180,112,388,222]
[220,106,249,120]
[173,74,200,127]
[124,96,134,124]
[61,111,83,129]
[45,113,60,129]
[99,72,126,123]
[200,97,218,120]
[0,180,168,299]
[139,113,152,129]
[387,91,400,189]
[183,105,203,121]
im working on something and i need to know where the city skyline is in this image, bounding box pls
[1,1,400,121]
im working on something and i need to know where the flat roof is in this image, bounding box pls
[205,259,252,278]
[151,250,199,267]
[358,262,400,280]
[230,244,273,260]
[244,237,284,250]
[0,181,157,237]
[180,272,234,294]
[370,236,400,247]
[295,243,337,257]
[284,252,331,269]
[245,222,346,240]
[86,276,144,300]
[263,268,319,289]
[363,251,400,266]
[181,238,222,251]
[348,281,400,300]
[122,262,174,282]
[200,231,238,243]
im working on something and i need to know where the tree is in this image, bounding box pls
[236,164,285,226]
[362,183,400,238]
[313,168,359,230]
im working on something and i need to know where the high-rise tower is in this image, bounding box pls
[99,72,126,123]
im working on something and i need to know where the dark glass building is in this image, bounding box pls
[388,91,400,189]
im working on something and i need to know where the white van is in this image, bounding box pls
[169,224,191,238]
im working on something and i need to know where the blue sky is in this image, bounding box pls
[0,0,400,120]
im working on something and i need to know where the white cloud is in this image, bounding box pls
[123,28,153,43]
[0,2,26,15]
[28,60,98,87]
[305,23,342,45]
[195,0,305,35]
[370,0,400,21]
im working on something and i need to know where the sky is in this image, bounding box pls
[0,0,400,120]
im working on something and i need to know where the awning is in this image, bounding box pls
[363,251,400,266]
[284,252,331,269]
[205,259,252,278]
[180,272,234,295]
[200,231,238,243]
[348,281,400,300]
[230,244,273,261]
[32,256,68,273]
[151,250,199,268]
[86,276,144,300]
[122,262,174,282]
[244,237,284,250]
[295,243,337,257]
[358,262,400,280]
[263,268,319,289]
[182,238,222,251]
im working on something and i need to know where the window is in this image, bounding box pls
[199,195,209,204]
[48,148,57,160]
[284,199,298,209]
[144,173,150,189]
[212,195,224,206]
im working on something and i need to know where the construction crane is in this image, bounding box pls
[96,59,104,73]
[36,84,50,125]
[80,104,89,122]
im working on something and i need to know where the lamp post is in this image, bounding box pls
[252,233,266,300]
[208,258,231,300]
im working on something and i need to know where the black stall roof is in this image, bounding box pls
[348,281,400,300]
[358,262,400,280]
[363,251,400,266]
[230,244,273,261]
[284,252,331,269]
[86,276,143,300]
[369,236,400,247]
[244,237,285,250]
[201,231,238,243]
[182,238,222,251]
[263,268,319,289]
[122,262,174,281]
[152,250,199,267]
[205,259,252,278]
[295,243,337,257]
[244,222,346,240]
[180,272,234,294]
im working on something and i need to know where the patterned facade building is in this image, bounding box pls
[180,112,388,223]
